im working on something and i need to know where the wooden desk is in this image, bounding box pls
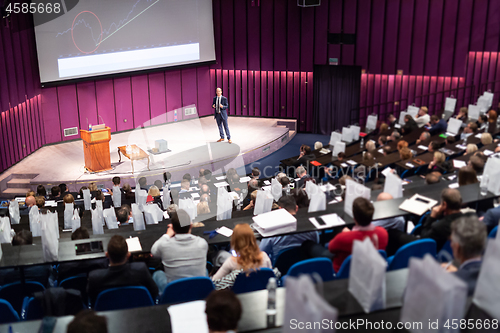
[80,127,112,172]
[117,145,150,173]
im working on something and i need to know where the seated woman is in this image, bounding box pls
[464,144,478,156]
[211,224,272,286]
[397,140,409,152]
[458,166,478,186]
[147,185,163,209]
[480,132,493,146]
[427,151,446,173]
[456,107,468,126]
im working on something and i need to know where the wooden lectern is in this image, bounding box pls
[80,127,112,172]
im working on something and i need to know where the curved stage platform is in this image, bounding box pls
[0,116,296,197]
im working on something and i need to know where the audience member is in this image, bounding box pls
[428,141,440,153]
[26,190,35,197]
[183,173,192,183]
[428,151,445,172]
[205,290,242,333]
[425,172,442,185]
[314,141,323,150]
[477,114,488,131]
[458,166,478,186]
[251,167,261,179]
[87,235,158,305]
[154,180,163,190]
[429,115,448,135]
[295,166,309,189]
[116,205,132,225]
[67,310,108,333]
[387,131,401,142]
[243,190,258,211]
[212,224,272,280]
[88,182,98,192]
[197,201,210,214]
[293,145,314,169]
[147,185,162,208]
[468,155,485,174]
[487,109,497,134]
[399,147,412,160]
[178,179,192,199]
[259,196,319,263]
[460,122,477,141]
[414,106,430,128]
[444,216,486,296]
[78,186,88,199]
[387,114,397,129]
[35,196,45,209]
[465,143,478,155]
[382,145,392,156]
[138,177,148,190]
[59,183,69,194]
[416,131,430,145]
[481,132,493,145]
[372,193,405,231]
[379,123,390,136]
[397,140,408,151]
[445,135,456,145]
[12,229,33,245]
[151,210,208,291]
[401,114,418,134]
[25,195,36,208]
[37,184,47,197]
[328,197,388,272]
[456,107,468,124]
[377,135,387,147]
[122,183,134,200]
[163,172,172,185]
[50,186,61,200]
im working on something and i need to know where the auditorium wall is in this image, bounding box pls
[1,0,500,173]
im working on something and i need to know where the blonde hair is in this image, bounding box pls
[466,144,478,155]
[434,151,446,164]
[63,193,75,204]
[420,106,428,114]
[197,201,210,214]
[365,140,376,153]
[148,185,160,197]
[481,132,493,145]
[314,141,323,150]
[250,190,258,202]
[400,147,412,160]
[26,190,36,197]
[231,224,262,272]
[88,182,98,191]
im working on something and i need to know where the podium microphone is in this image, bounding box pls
[98,115,105,124]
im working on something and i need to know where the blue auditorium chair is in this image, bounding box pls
[387,239,437,271]
[159,277,214,305]
[0,281,45,315]
[94,286,154,311]
[0,299,20,324]
[232,268,276,294]
[287,258,335,282]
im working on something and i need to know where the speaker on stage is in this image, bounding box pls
[298,0,320,7]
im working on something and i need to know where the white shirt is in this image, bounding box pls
[415,114,430,128]
[217,96,221,113]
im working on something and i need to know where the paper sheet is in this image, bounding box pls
[126,237,142,252]
[239,176,251,183]
[263,180,271,186]
[453,160,467,169]
[215,176,226,180]
[347,160,357,166]
[214,182,229,187]
[216,226,233,237]
[448,183,459,189]
[168,300,209,333]
[417,145,428,150]
[405,163,415,168]
[309,213,345,229]
[170,183,181,188]
[484,150,494,156]
[381,168,393,177]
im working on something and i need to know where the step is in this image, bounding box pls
[6,178,32,189]
[1,188,31,198]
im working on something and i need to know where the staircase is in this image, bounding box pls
[0,174,38,198]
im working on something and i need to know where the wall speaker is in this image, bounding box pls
[328,33,356,45]
[298,0,320,7]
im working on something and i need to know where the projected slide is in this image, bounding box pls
[33,0,215,84]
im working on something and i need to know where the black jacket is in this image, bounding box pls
[420,212,463,251]
[87,262,158,306]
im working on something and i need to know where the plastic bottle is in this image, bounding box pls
[360,137,364,149]
[266,277,277,328]
[89,124,92,131]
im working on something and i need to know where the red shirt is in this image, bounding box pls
[328,226,388,273]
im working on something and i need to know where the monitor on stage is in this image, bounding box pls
[32,0,216,85]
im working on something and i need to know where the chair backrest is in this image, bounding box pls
[287,258,335,282]
[160,277,214,305]
[59,274,88,303]
[94,286,154,311]
[0,281,45,315]
[232,268,275,294]
[388,239,437,271]
[0,299,20,324]
[488,225,498,238]
[437,240,454,263]
[335,250,387,280]
[21,297,43,321]
[273,246,304,276]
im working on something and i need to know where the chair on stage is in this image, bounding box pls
[232,268,276,294]
[159,277,214,305]
[387,239,437,271]
[94,286,154,311]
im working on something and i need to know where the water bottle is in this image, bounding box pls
[266,277,277,328]
[89,124,92,131]
[360,137,364,149]
[480,174,489,196]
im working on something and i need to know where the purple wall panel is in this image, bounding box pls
[485,1,500,52]
[287,0,301,72]
[314,2,329,65]
[306,72,314,132]
[76,82,98,131]
[473,53,483,97]
[366,75,375,108]
[148,73,167,125]
[411,0,430,75]
[486,53,498,90]
[3,111,14,166]
[342,0,357,66]
[25,101,34,152]
[57,85,80,140]
[293,72,300,120]
[242,71,248,117]
[1,25,19,107]
[210,70,216,102]
[379,76,388,116]
[274,73,280,118]
[0,29,9,112]
[286,72,293,118]
[19,24,35,100]
[407,76,416,107]
[439,0,459,77]
[227,70,235,117]
[360,75,368,108]
[165,71,182,120]
[355,0,371,71]
[19,104,28,159]
[386,76,395,118]
[222,70,229,111]
[247,3,260,70]
[267,71,274,117]
[10,19,25,104]
[300,8,315,71]
[113,77,134,131]
[480,52,491,90]
[234,0,247,70]
[274,0,287,71]
[299,73,307,132]
[131,75,151,127]
[248,71,254,116]
[220,0,234,69]
[235,70,242,115]
[453,0,474,76]
[260,71,267,117]
[254,71,261,117]
[211,0,222,69]
[180,69,198,120]
[382,0,400,74]
[260,0,274,71]
[424,0,444,76]
[280,72,287,118]
[469,0,489,51]
[41,88,61,144]
[328,0,342,63]
[0,113,8,170]
[396,0,415,75]
[369,0,386,74]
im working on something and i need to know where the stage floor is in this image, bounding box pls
[0,116,295,194]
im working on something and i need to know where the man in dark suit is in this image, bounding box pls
[443,215,486,296]
[212,87,231,143]
[87,235,158,306]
